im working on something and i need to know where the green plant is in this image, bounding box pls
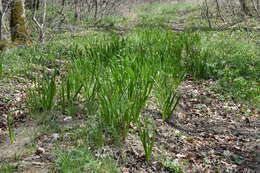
[135,2,196,27]
[0,164,18,173]
[162,159,184,173]
[55,147,119,173]
[86,125,104,148]
[216,68,260,106]
[7,113,15,144]
[139,119,155,163]
[97,56,154,142]
[27,71,57,112]
[97,72,131,140]
[60,77,83,114]
[201,31,260,107]
[155,72,182,121]
[182,32,209,79]
[72,58,100,116]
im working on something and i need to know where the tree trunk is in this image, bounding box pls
[10,0,31,44]
[0,0,3,40]
[32,0,46,42]
[74,0,79,23]
[94,0,98,20]
[204,0,212,29]
[239,0,250,16]
[62,0,66,7]
[215,0,225,22]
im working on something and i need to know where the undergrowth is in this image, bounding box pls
[0,164,18,173]
[55,147,119,173]
[1,26,258,167]
[133,1,197,27]
[1,3,259,171]
[201,31,260,107]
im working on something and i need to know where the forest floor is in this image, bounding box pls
[1,0,260,173]
[0,78,259,172]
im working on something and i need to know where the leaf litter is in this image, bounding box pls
[0,77,259,172]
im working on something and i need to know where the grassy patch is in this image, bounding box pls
[54,147,119,173]
[0,164,18,173]
[24,27,212,142]
[162,159,184,173]
[2,4,259,171]
[201,31,260,107]
[133,2,197,26]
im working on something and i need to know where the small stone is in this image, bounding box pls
[35,147,45,155]
[32,161,44,166]
[175,130,180,134]
[52,133,60,140]
[64,116,72,121]
[42,135,48,141]
[180,135,186,140]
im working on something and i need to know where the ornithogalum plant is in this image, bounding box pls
[155,71,183,121]
[27,71,57,112]
[139,119,155,163]
[7,113,15,144]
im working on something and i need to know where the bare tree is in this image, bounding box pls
[32,0,47,42]
[0,0,11,40]
[202,0,212,29]
[215,0,225,22]
[200,0,259,29]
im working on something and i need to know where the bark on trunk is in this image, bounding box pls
[0,0,3,40]
[239,0,250,15]
[62,0,66,6]
[74,0,79,23]
[10,0,31,44]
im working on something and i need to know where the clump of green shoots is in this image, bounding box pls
[97,68,133,141]
[74,58,100,116]
[139,118,155,163]
[25,27,215,150]
[182,32,209,79]
[155,70,183,121]
[0,164,18,173]
[97,56,155,142]
[27,71,57,112]
[59,71,83,114]
[7,113,15,144]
